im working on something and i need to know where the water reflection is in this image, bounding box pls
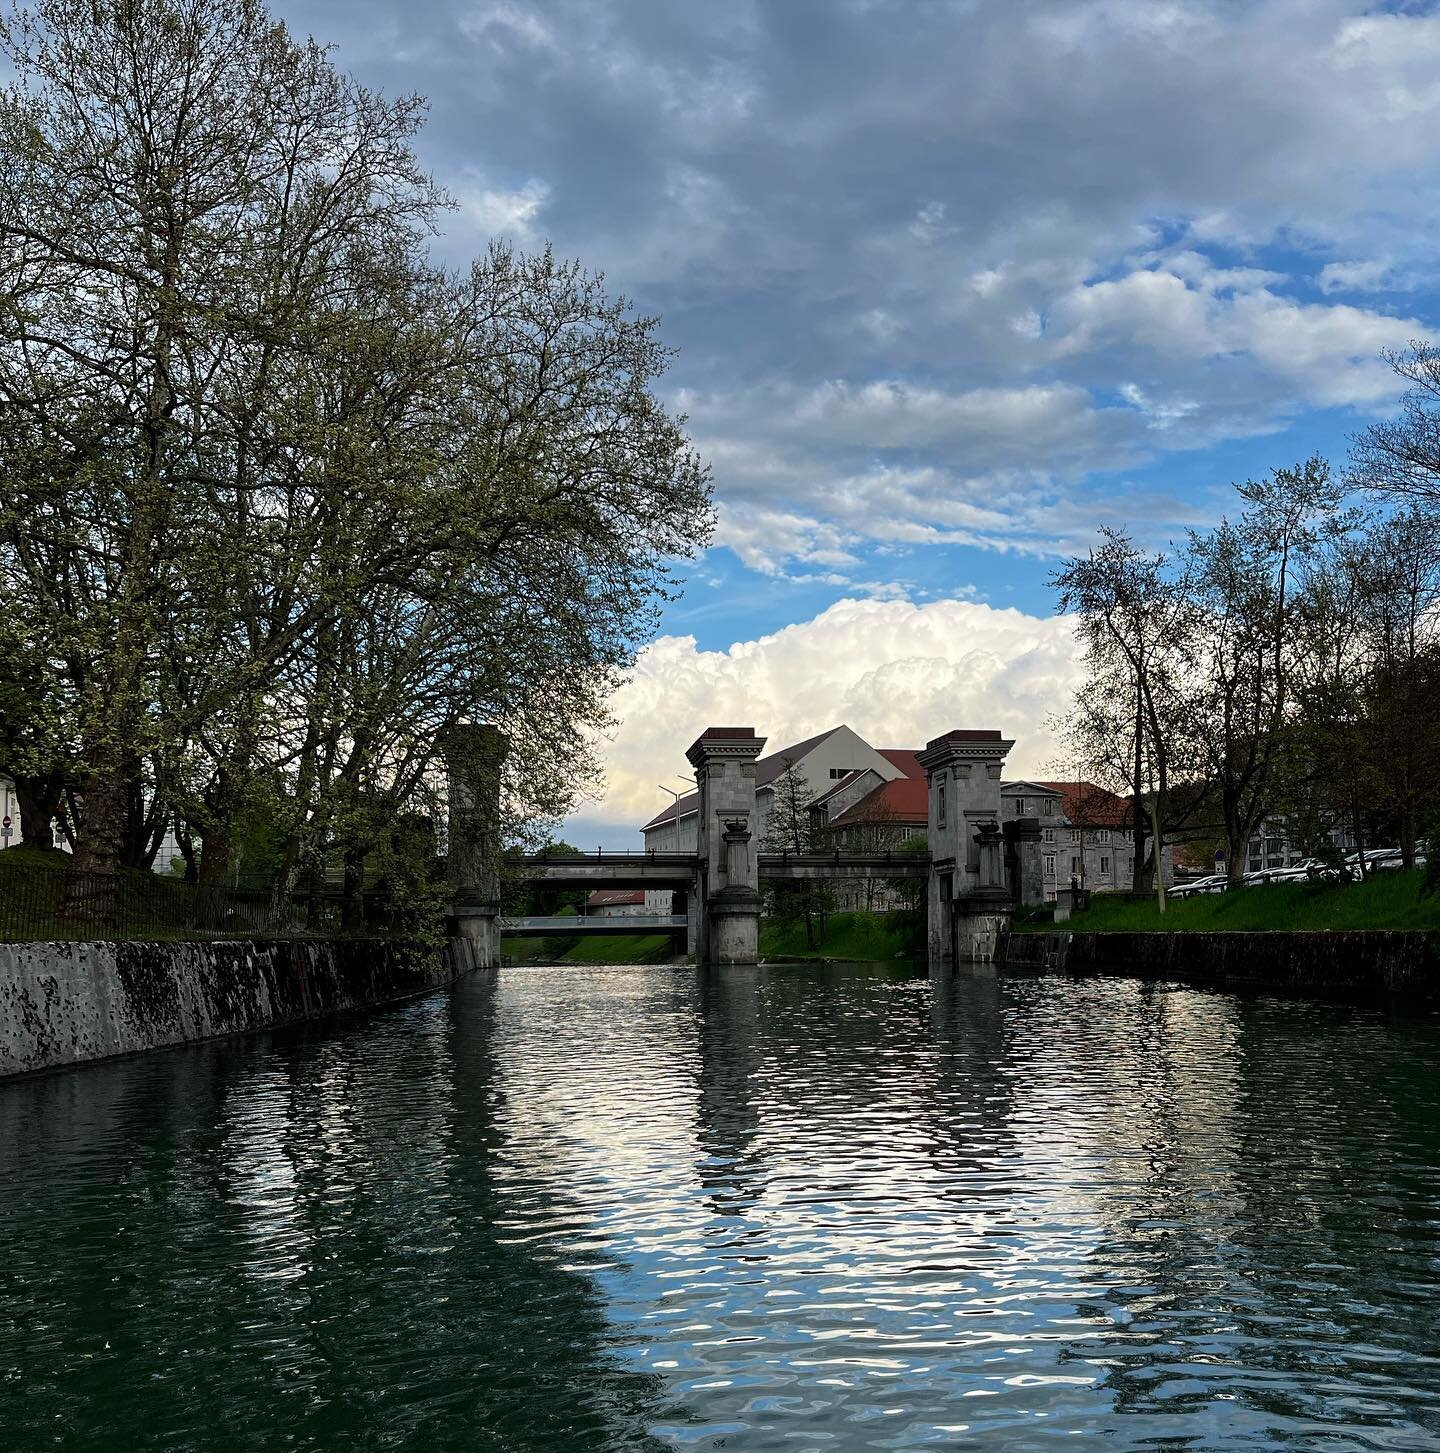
[1,963,1439,1449]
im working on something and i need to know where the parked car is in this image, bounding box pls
[1345,847,1403,876]
[1172,873,1226,898]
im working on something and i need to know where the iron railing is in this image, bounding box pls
[0,860,388,943]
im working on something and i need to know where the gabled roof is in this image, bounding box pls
[1001,779,1064,796]
[812,767,877,807]
[642,726,849,829]
[827,776,929,830]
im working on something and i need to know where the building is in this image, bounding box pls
[584,889,649,918]
[639,727,1173,909]
[1245,816,1357,874]
[1001,780,1171,900]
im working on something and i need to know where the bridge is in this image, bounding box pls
[444,722,1042,970]
[500,914,690,937]
[513,850,930,884]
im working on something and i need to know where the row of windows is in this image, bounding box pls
[1044,854,1121,877]
[1042,827,1113,844]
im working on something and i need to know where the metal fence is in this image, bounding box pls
[0,860,366,943]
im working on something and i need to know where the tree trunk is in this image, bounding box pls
[196,825,231,929]
[12,772,63,850]
[1131,676,1146,893]
[341,843,367,932]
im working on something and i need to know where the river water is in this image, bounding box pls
[3,962,1439,1450]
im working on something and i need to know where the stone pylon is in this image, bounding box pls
[443,723,508,968]
[686,727,767,966]
[917,729,1015,965]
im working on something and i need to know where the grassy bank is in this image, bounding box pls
[759,909,923,962]
[501,932,680,965]
[1057,870,1440,933]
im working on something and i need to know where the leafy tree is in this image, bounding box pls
[0,0,712,928]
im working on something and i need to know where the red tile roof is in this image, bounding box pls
[1036,781,1132,828]
[827,777,929,830]
[586,889,645,908]
[877,749,925,778]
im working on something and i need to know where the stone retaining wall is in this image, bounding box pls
[1005,929,1440,1001]
[0,937,478,1078]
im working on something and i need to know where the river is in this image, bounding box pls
[2,962,1439,1449]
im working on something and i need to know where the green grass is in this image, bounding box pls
[500,932,680,964]
[0,843,72,871]
[759,909,923,962]
[1057,870,1440,933]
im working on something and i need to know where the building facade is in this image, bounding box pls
[639,727,1174,910]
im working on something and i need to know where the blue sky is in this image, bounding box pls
[284,0,1440,834]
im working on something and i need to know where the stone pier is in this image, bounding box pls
[444,723,508,969]
[687,727,767,966]
[917,729,1016,965]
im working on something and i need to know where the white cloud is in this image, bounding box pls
[571,594,1086,833]
[456,175,552,242]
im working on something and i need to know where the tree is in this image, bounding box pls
[761,759,830,948]
[0,0,713,922]
[1052,529,1190,909]
[1179,457,1346,885]
[1349,343,1440,509]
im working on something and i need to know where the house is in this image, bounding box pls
[641,724,910,854]
[1003,780,1171,900]
[585,889,649,918]
[1246,816,1357,874]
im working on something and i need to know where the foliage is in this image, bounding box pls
[0,0,712,932]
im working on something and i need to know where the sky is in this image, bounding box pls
[283,0,1440,840]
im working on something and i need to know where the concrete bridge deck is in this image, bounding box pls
[501,914,688,936]
[513,850,930,886]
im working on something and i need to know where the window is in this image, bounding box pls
[938,777,946,827]
[829,767,861,780]
[1014,797,1026,815]
[1044,855,1055,877]
[1071,855,1081,875]
[1095,829,1110,844]
[1043,799,1054,816]
[1043,828,1055,844]
[1100,856,1110,874]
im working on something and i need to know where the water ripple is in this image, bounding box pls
[2,963,1439,1449]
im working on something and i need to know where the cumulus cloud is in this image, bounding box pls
[573,595,1086,833]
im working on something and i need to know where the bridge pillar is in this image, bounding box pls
[686,727,766,966]
[444,724,508,969]
[917,729,1015,965]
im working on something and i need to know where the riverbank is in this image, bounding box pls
[1005,927,1440,1001]
[1046,870,1440,933]
[0,938,469,1078]
[759,909,923,962]
[501,931,679,965]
